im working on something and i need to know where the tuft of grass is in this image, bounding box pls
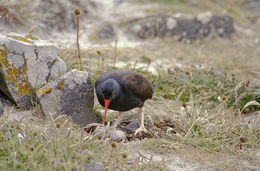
[133,67,260,114]
[0,112,165,170]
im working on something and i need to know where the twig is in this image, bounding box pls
[113,39,118,67]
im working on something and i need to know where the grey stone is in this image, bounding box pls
[93,125,107,136]
[89,22,116,43]
[0,101,3,115]
[0,33,67,109]
[109,129,126,142]
[85,123,126,142]
[82,163,104,171]
[125,122,140,133]
[37,69,96,127]
[126,12,234,41]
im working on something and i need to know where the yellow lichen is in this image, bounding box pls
[0,44,32,96]
[36,87,52,96]
[15,81,32,95]
[26,34,39,40]
[7,35,32,44]
[56,80,64,91]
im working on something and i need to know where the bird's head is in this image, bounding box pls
[101,79,120,124]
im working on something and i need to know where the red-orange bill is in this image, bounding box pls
[103,99,111,125]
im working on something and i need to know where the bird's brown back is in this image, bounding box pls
[95,70,154,101]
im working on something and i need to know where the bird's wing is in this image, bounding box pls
[122,71,154,101]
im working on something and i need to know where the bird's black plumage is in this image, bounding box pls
[95,70,154,112]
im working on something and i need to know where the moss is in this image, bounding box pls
[56,80,64,91]
[36,87,52,96]
[7,35,32,44]
[0,44,32,96]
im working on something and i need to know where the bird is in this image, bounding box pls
[95,70,154,135]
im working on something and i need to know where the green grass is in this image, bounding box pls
[133,67,260,114]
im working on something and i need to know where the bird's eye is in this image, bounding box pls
[112,90,115,94]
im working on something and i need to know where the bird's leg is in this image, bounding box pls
[112,111,123,129]
[134,106,147,135]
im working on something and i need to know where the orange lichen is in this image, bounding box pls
[26,34,39,40]
[56,80,64,91]
[15,81,32,95]
[36,87,52,96]
[0,44,32,96]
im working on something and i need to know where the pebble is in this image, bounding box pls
[82,162,104,171]
[109,130,126,142]
[0,101,4,116]
[125,122,140,133]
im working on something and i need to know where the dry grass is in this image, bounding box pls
[0,109,168,170]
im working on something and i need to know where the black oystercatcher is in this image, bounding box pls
[95,70,154,135]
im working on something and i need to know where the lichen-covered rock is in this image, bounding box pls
[37,69,96,127]
[126,12,234,41]
[0,33,67,109]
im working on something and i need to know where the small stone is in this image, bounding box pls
[240,136,248,143]
[109,130,126,142]
[166,18,177,29]
[197,12,212,25]
[125,122,140,133]
[82,163,104,171]
[0,101,4,115]
[93,125,107,138]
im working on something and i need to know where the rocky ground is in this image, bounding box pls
[0,0,260,170]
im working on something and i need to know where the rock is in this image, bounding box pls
[82,163,104,171]
[125,122,140,133]
[85,123,126,142]
[211,14,235,37]
[0,101,3,115]
[109,129,126,142]
[126,12,234,41]
[37,69,96,127]
[0,92,14,109]
[84,123,105,133]
[93,125,108,138]
[89,22,117,43]
[0,33,67,109]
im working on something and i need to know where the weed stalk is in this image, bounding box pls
[113,39,118,67]
[74,9,82,71]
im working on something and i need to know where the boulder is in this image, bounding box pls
[36,69,97,127]
[126,12,235,41]
[0,33,67,109]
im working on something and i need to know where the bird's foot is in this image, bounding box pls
[134,125,147,135]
